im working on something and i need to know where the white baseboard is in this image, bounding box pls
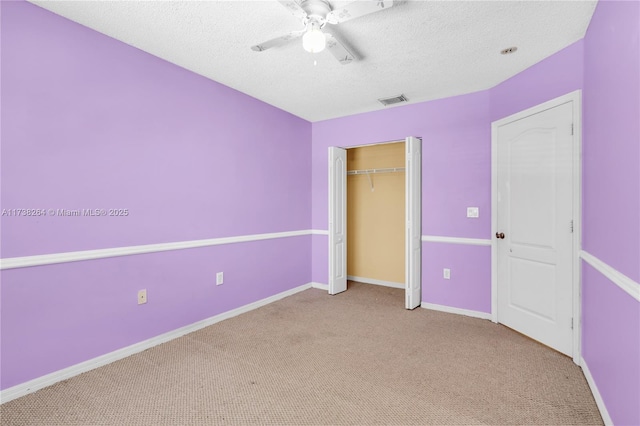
[347,275,405,289]
[0,282,312,404]
[581,357,613,425]
[311,282,328,291]
[421,302,492,320]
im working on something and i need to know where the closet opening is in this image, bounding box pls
[328,136,422,309]
[346,142,406,294]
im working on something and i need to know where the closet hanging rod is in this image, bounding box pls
[347,167,406,175]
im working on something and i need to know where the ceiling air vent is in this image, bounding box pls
[378,94,408,107]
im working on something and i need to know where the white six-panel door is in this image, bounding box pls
[495,101,575,357]
[328,147,347,295]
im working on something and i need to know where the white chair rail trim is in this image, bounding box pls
[581,250,640,302]
[312,232,492,247]
[0,230,314,270]
[421,235,492,246]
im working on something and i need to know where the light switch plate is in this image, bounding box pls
[216,272,224,285]
[467,207,479,218]
[443,268,451,280]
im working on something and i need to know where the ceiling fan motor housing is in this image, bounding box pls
[301,0,332,27]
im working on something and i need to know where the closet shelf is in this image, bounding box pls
[347,167,405,175]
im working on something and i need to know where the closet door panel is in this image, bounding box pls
[405,136,422,309]
[329,146,347,295]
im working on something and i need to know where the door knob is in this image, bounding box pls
[496,232,505,239]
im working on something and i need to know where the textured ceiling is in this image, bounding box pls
[29,0,597,122]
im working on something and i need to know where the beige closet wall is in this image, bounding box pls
[347,142,405,283]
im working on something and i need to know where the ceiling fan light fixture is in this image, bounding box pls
[302,23,326,53]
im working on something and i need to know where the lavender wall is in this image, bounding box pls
[311,91,492,311]
[1,2,311,389]
[2,2,311,258]
[583,1,640,282]
[1,238,311,389]
[490,40,584,121]
[582,1,640,424]
[582,264,639,425]
[312,91,491,234]
[422,244,490,312]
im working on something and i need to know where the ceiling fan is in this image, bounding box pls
[251,0,395,65]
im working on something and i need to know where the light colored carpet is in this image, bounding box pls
[1,281,602,425]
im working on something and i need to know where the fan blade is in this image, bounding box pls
[326,0,394,25]
[251,31,304,52]
[325,34,355,65]
[277,0,308,21]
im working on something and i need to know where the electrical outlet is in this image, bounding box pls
[216,272,224,286]
[137,289,147,305]
[467,207,479,218]
[443,268,451,280]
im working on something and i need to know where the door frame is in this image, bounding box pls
[490,90,582,365]
[328,137,422,308]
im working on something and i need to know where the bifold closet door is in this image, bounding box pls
[328,146,347,295]
[405,136,422,309]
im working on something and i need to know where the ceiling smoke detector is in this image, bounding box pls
[500,46,518,55]
[378,94,408,106]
